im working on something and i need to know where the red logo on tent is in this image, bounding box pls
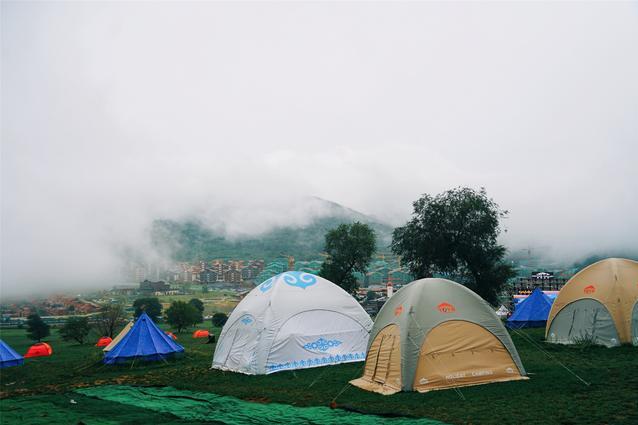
[394,305,404,316]
[437,302,456,313]
[583,285,596,294]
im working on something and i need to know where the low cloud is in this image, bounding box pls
[2,2,637,297]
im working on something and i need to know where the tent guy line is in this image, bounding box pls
[509,327,590,387]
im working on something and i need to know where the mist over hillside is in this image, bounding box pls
[3,2,637,298]
[148,197,638,268]
[150,198,393,262]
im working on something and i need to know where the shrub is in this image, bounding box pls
[212,312,228,327]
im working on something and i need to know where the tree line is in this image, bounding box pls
[24,298,230,345]
[320,186,513,305]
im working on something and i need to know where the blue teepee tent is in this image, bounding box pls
[103,313,184,364]
[0,339,24,368]
[507,288,553,329]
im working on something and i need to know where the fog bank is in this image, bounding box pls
[2,2,637,297]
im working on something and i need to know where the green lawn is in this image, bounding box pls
[1,326,636,425]
[156,292,239,315]
[106,290,242,317]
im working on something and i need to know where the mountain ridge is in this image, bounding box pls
[150,198,394,262]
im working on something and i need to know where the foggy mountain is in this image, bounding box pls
[148,194,638,268]
[149,198,393,262]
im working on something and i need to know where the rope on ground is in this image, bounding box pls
[307,366,328,389]
[510,327,590,386]
[331,363,365,405]
[93,362,108,373]
[73,358,103,373]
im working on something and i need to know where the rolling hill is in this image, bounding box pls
[150,198,394,261]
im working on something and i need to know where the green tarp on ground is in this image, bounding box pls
[75,385,444,424]
[0,393,218,425]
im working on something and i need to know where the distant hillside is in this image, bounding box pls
[507,247,638,275]
[150,198,393,262]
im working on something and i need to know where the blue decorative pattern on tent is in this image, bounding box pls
[259,272,318,293]
[259,277,275,293]
[303,337,342,352]
[0,339,24,368]
[240,315,253,325]
[282,272,317,289]
[103,312,184,364]
[266,352,366,372]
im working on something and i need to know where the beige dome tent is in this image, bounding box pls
[546,258,638,347]
[350,278,527,395]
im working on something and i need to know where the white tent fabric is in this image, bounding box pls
[212,272,373,375]
[496,305,509,318]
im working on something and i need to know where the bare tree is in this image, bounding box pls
[95,304,126,337]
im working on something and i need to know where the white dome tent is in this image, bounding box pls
[212,272,373,375]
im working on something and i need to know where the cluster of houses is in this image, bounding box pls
[198,260,265,284]
[122,254,416,293]
[354,256,414,287]
[0,296,102,323]
[123,260,266,286]
[253,254,416,289]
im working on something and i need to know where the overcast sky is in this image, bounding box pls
[2,2,637,297]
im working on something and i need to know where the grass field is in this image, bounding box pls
[156,291,240,315]
[1,326,637,424]
[104,290,241,317]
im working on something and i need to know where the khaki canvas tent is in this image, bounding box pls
[351,278,527,395]
[103,321,133,352]
[546,258,638,347]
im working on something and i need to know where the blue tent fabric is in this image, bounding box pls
[507,288,553,329]
[0,339,24,368]
[103,313,184,364]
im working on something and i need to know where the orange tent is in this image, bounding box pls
[192,330,209,338]
[24,342,53,358]
[95,336,113,347]
[165,331,178,340]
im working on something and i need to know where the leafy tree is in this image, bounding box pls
[26,314,50,341]
[319,222,376,294]
[189,298,204,312]
[391,187,515,305]
[188,298,204,324]
[59,316,91,344]
[211,312,228,327]
[95,304,126,338]
[165,301,200,333]
[133,297,162,322]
